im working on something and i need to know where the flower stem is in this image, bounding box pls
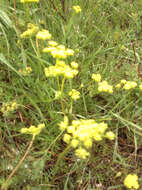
[5,135,35,185]
[51,145,71,185]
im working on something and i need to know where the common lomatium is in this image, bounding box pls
[59,117,115,159]
[21,124,45,136]
[115,79,137,90]
[92,73,113,93]
[68,89,80,101]
[43,44,74,59]
[20,23,39,38]
[73,5,82,13]
[36,30,52,40]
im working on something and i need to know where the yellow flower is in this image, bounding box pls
[63,134,71,144]
[20,123,45,136]
[70,62,78,69]
[73,5,82,13]
[36,29,52,40]
[92,73,101,82]
[84,139,92,148]
[58,116,68,130]
[66,48,74,56]
[115,83,121,88]
[44,63,78,79]
[120,79,127,84]
[51,49,67,59]
[139,84,142,90]
[93,134,102,141]
[20,0,39,3]
[56,59,66,67]
[124,174,139,189]
[75,147,89,159]
[59,118,115,159]
[57,45,65,50]
[123,81,137,90]
[98,81,113,93]
[67,125,75,134]
[20,23,39,38]
[69,89,80,101]
[21,128,28,134]
[71,139,79,148]
[43,44,74,59]
[105,131,115,140]
[43,47,57,53]
[48,40,58,46]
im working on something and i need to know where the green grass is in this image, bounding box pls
[0,0,142,189]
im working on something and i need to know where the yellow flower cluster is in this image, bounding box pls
[124,174,139,189]
[19,67,32,76]
[92,73,101,82]
[59,117,115,159]
[92,73,113,93]
[1,101,18,116]
[36,30,52,40]
[20,23,39,38]
[21,123,45,136]
[69,89,80,101]
[48,40,58,47]
[45,59,78,79]
[20,0,39,3]
[98,81,113,93]
[139,84,142,90]
[70,62,78,69]
[73,5,82,13]
[43,44,74,59]
[115,80,137,90]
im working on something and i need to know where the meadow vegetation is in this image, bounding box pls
[0,0,142,189]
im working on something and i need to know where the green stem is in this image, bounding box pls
[69,98,73,114]
[61,76,65,92]
[3,135,35,189]
[51,145,71,185]
[57,77,61,91]
[23,3,30,22]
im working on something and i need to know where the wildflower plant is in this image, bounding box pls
[20,123,45,137]
[20,23,39,39]
[2,0,142,189]
[59,116,115,159]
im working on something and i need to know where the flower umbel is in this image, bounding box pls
[92,73,101,82]
[21,123,45,136]
[36,29,52,40]
[124,174,139,189]
[73,5,82,13]
[98,81,113,93]
[20,23,39,38]
[59,117,115,159]
[69,89,80,101]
